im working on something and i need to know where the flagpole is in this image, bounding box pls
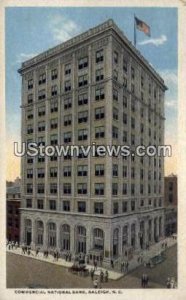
[134,14,136,47]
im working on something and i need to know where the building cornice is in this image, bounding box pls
[18,19,167,90]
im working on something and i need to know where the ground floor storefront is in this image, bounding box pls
[20,209,165,266]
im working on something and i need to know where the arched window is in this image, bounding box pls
[76,226,86,254]
[113,228,119,257]
[61,224,70,251]
[48,222,56,247]
[93,228,104,250]
[36,220,44,245]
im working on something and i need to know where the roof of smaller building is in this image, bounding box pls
[7,186,20,195]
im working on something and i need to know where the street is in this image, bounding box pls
[6,244,177,289]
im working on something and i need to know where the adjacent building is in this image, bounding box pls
[164,174,177,236]
[18,19,167,265]
[6,185,21,242]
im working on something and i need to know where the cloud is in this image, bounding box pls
[138,34,167,46]
[49,15,82,43]
[165,99,177,108]
[159,69,177,86]
[16,52,37,63]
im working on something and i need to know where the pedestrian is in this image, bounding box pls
[166,277,171,288]
[94,259,97,270]
[126,261,129,273]
[15,241,18,249]
[100,270,104,283]
[141,273,145,288]
[8,243,11,251]
[111,259,114,269]
[35,248,40,256]
[93,278,98,289]
[144,274,149,288]
[105,270,108,282]
[90,268,94,281]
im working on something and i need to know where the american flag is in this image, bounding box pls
[135,17,151,37]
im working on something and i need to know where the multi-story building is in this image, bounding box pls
[164,174,177,236]
[18,19,167,266]
[6,185,21,242]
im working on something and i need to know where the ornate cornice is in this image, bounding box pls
[18,19,167,90]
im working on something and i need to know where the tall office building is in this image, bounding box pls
[19,19,167,266]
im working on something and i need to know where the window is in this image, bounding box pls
[96,49,104,63]
[123,183,127,195]
[63,201,70,211]
[131,184,135,195]
[113,89,118,101]
[131,134,135,145]
[113,202,118,214]
[113,51,118,64]
[123,77,127,88]
[95,183,104,195]
[78,148,88,159]
[78,111,88,123]
[94,202,103,214]
[95,126,104,139]
[51,85,58,96]
[131,83,135,94]
[64,80,71,92]
[27,184,33,194]
[27,110,33,119]
[38,121,45,132]
[50,134,58,145]
[112,126,118,139]
[50,154,57,162]
[140,169,144,180]
[64,63,71,75]
[131,200,135,211]
[123,113,127,125]
[95,107,104,120]
[77,165,87,176]
[78,201,86,212]
[38,89,46,100]
[96,68,104,82]
[50,118,58,129]
[140,184,144,195]
[63,183,71,194]
[77,183,87,194]
[49,200,56,210]
[51,68,58,80]
[113,70,118,81]
[64,115,72,126]
[38,137,45,146]
[64,132,71,143]
[37,199,44,209]
[38,73,46,85]
[78,93,88,105]
[123,131,127,143]
[50,183,57,194]
[37,168,45,178]
[63,166,71,177]
[28,79,33,89]
[78,74,88,87]
[27,125,33,134]
[51,100,58,113]
[95,87,105,101]
[122,201,128,213]
[112,183,118,195]
[113,108,118,121]
[131,67,135,80]
[123,59,128,73]
[131,99,135,112]
[78,57,88,69]
[37,184,44,194]
[95,164,104,176]
[26,198,32,208]
[78,129,88,141]
[123,96,127,108]
[38,155,45,163]
[50,167,57,178]
[131,117,135,129]
[123,165,127,178]
[64,98,72,109]
[28,94,33,104]
[113,165,118,177]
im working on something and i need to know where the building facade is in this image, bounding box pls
[164,174,177,236]
[7,185,21,242]
[19,19,167,265]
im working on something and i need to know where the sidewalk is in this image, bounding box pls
[6,236,177,281]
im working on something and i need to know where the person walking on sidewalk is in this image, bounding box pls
[93,278,98,289]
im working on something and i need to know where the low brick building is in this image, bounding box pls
[7,185,21,242]
[164,174,177,236]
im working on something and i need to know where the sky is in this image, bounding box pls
[5,7,178,181]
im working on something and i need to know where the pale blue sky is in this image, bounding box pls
[5,7,178,178]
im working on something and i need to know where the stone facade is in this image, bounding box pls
[19,19,167,266]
